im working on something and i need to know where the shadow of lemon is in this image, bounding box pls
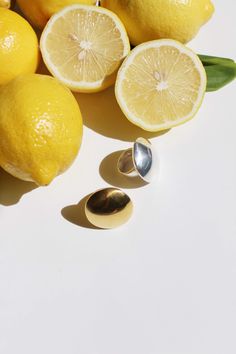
[37,53,170,142]
[74,87,169,142]
[0,168,37,206]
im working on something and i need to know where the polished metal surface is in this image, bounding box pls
[117,148,136,177]
[117,137,159,183]
[85,188,133,229]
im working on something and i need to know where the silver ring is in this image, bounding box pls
[117,137,159,183]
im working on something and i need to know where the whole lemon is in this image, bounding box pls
[0,8,39,86]
[17,0,97,29]
[0,74,83,186]
[100,0,215,45]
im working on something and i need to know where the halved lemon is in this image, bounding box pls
[115,39,207,132]
[40,4,130,92]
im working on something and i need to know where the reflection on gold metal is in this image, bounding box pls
[85,188,133,229]
[0,0,11,8]
[117,137,159,183]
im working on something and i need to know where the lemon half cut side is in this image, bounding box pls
[115,39,207,132]
[40,4,130,92]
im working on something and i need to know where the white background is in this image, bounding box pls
[1,1,236,353]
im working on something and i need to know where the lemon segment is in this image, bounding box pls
[40,4,130,92]
[115,40,207,132]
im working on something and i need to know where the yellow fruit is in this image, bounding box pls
[0,0,10,8]
[17,0,98,29]
[115,39,206,132]
[0,74,83,186]
[40,4,130,93]
[101,0,215,45]
[0,8,39,86]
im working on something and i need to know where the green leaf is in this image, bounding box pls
[204,64,236,92]
[199,54,234,66]
[198,54,236,91]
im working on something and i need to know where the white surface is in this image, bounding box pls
[0,1,236,353]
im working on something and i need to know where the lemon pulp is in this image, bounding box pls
[40,4,130,92]
[115,40,207,132]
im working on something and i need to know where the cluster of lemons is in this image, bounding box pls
[0,0,214,186]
